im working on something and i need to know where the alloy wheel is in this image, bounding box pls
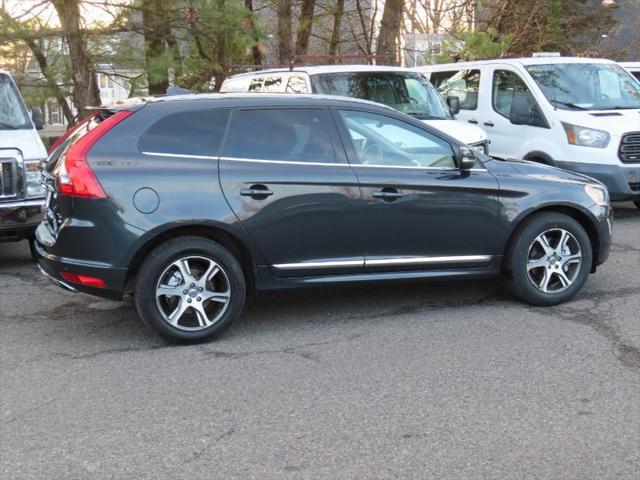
[526,228,582,294]
[155,256,231,331]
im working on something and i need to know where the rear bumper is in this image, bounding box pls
[0,198,44,241]
[554,161,640,201]
[35,222,127,300]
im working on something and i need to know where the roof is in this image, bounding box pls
[103,92,395,111]
[416,56,618,70]
[229,64,418,79]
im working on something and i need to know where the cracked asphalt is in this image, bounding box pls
[1,203,639,480]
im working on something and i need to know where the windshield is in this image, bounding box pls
[310,72,451,119]
[526,63,640,111]
[0,73,32,130]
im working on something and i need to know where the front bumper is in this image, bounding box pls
[589,203,613,269]
[0,198,44,240]
[554,161,640,202]
[35,222,127,300]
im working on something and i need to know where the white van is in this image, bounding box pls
[620,62,640,82]
[0,70,47,246]
[220,65,490,154]
[416,57,640,204]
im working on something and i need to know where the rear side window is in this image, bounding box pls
[138,109,229,156]
[225,108,335,163]
[431,69,480,110]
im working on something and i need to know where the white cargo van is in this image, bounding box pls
[0,70,47,246]
[220,65,490,154]
[620,62,640,82]
[417,57,640,205]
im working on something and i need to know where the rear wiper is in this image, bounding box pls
[550,100,588,111]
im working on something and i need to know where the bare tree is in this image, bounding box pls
[51,0,101,117]
[277,0,293,64]
[376,0,405,64]
[328,0,345,58]
[295,0,316,58]
[245,0,263,65]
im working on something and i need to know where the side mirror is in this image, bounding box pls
[31,107,44,130]
[455,146,476,170]
[509,94,530,125]
[446,96,461,115]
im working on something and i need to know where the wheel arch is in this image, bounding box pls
[124,222,259,295]
[503,204,601,274]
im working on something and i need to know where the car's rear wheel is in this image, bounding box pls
[504,213,592,306]
[633,200,640,210]
[134,237,246,342]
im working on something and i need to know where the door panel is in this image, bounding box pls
[219,108,363,277]
[335,109,500,270]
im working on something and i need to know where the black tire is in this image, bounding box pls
[503,212,592,306]
[634,200,640,210]
[134,236,246,343]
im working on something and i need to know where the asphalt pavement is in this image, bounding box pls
[1,203,639,479]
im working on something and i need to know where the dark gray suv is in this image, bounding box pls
[36,94,613,342]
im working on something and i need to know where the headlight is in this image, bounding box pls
[24,159,46,198]
[562,123,610,148]
[585,184,608,206]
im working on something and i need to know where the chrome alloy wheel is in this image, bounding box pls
[526,228,582,294]
[155,256,231,331]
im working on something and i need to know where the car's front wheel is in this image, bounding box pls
[504,212,592,306]
[134,237,246,342]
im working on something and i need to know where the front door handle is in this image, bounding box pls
[468,119,479,124]
[240,185,273,198]
[483,121,495,127]
[372,188,403,202]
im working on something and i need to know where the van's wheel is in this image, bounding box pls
[28,237,38,261]
[503,212,592,306]
[134,237,246,343]
[634,200,640,210]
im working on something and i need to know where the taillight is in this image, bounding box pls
[60,272,107,289]
[59,110,133,199]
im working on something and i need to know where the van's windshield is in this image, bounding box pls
[310,72,451,120]
[526,63,640,111]
[0,73,32,130]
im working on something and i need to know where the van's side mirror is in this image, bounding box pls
[454,146,476,170]
[31,107,44,130]
[446,96,461,115]
[509,94,530,125]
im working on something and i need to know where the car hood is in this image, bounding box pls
[554,108,640,138]
[421,119,487,145]
[488,157,604,187]
[0,128,47,161]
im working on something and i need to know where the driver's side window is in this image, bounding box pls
[338,110,455,168]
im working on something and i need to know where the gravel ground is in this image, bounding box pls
[1,203,639,480]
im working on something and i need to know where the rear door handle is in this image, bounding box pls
[483,121,495,127]
[240,185,273,198]
[468,119,479,124]
[372,188,403,201]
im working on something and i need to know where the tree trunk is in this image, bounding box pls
[328,0,344,58]
[141,0,170,95]
[51,0,100,118]
[376,0,404,65]
[244,0,263,65]
[25,38,75,127]
[212,0,226,91]
[294,0,316,59]
[277,0,293,65]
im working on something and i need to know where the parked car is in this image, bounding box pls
[220,65,490,155]
[0,70,47,250]
[619,62,640,82]
[36,93,612,342]
[416,56,640,207]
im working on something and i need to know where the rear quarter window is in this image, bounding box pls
[138,109,230,157]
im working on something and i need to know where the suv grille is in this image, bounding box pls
[619,132,640,163]
[0,158,18,199]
